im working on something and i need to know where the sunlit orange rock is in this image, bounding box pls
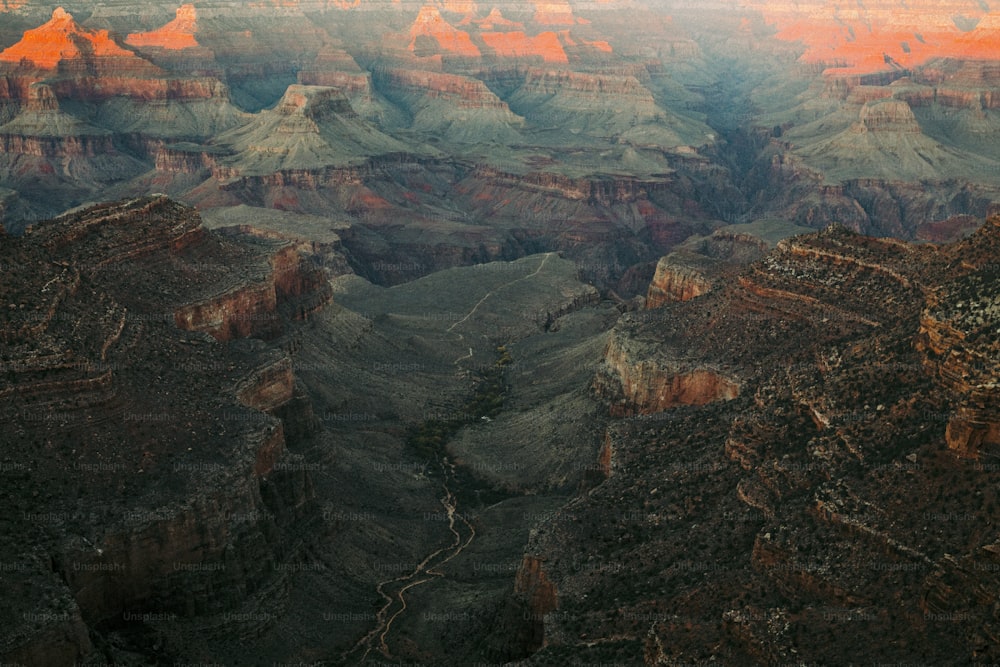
[481,30,568,63]
[408,5,481,57]
[953,14,1000,60]
[0,7,135,69]
[126,4,200,51]
[747,0,1000,75]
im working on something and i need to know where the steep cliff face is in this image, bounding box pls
[0,6,237,107]
[594,328,740,416]
[646,228,774,308]
[0,197,325,663]
[515,67,650,98]
[646,254,716,308]
[510,555,560,653]
[916,216,1000,457]
[0,8,204,103]
[298,61,371,94]
[517,216,1000,665]
[174,232,331,341]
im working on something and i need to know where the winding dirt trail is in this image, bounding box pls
[346,254,550,661]
[447,252,553,333]
[449,252,553,365]
[347,459,476,662]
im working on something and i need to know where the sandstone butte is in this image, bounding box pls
[746,0,1000,74]
[0,7,135,69]
[409,5,482,57]
[125,4,200,51]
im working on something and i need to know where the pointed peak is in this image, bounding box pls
[1,7,138,68]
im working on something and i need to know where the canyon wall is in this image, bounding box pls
[0,197,327,663]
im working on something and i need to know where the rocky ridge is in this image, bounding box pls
[0,196,331,664]
[511,216,1000,664]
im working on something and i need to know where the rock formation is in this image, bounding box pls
[0,8,136,70]
[408,5,481,57]
[0,196,329,663]
[512,216,1000,665]
[126,4,201,51]
[210,84,413,178]
[481,30,569,63]
[744,0,1000,73]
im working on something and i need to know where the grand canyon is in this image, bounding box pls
[1,1,999,665]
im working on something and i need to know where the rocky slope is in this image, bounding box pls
[0,196,330,664]
[510,215,1000,665]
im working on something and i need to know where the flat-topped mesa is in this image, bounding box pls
[858,99,921,133]
[125,4,200,50]
[0,7,137,70]
[277,84,357,118]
